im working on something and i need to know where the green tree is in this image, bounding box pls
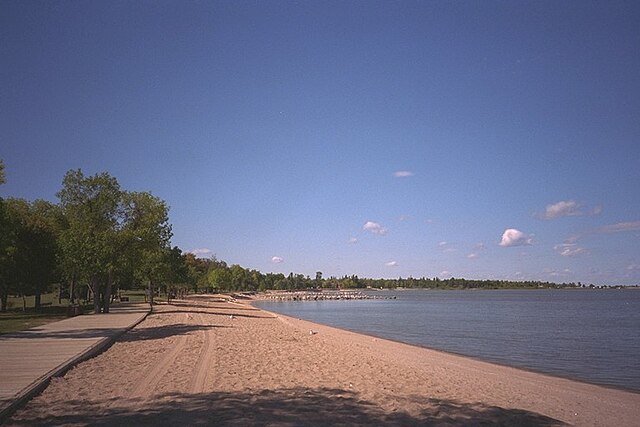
[1,198,59,310]
[207,266,230,292]
[121,191,172,307]
[57,170,123,314]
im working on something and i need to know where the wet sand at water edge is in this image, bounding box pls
[7,295,640,426]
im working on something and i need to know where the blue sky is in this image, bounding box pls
[2,1,639,284]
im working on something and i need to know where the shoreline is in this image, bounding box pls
[7,295,639,426]
[251,289,640,394]
[250,302,640,425]
[251,299,640,395]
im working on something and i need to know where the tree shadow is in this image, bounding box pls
[151,309,275,319]
[167,300,260,312]
[118,324,227,342]
[2,324,224,341]
[8,387,566,426]
[2,327,129,340]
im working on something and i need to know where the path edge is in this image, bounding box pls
[0,307,150,425]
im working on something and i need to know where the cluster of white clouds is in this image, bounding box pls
[271,256,284,264]
[553,244,588,257]
[499,229,533,247]
[534,200,602,220]
[535,200,582,219]
[363,221,387,235]
[315,183,637,279]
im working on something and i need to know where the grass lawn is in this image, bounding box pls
[0,289,150,335]
[0,306,71,335]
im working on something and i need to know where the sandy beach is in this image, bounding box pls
[6,295,639,426]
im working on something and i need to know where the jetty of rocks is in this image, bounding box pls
[256,290,395,302]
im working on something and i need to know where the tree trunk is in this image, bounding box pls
[0,292,7,312]
[91,276,101,314]
[70,274,75,305]
[148,278,154,308]
[103,271,112,313]
[35,292,41,311]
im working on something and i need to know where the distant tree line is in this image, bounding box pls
[0,160,579,313]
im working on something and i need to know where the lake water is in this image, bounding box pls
[254,289,640,392]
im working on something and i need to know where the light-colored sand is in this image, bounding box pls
[7,295,639,426]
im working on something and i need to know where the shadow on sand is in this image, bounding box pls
[118,323,227,342]
[167,300,260,312]
[150,309,275,319]
[8,387,566,426]
[2,323,225,341]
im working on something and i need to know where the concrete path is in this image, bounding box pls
[0,303,149,422]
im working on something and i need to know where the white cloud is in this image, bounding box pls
[439,270,451,277]
[393,170,414,178]
[438,241,456,252]
[590,205,603,216]
[467,253,479,259]
[536,200,582,219]
[385,261,398,267]
[554,243,588,257]
[347,237,358,244]
[599,221,640,233]
[499,228,533,247]
[564,220,640,243]
[271,256,284,264]
[544,268,571,278]
[363,221,387,235]
[399,215,411,222]
[188,248,212,256]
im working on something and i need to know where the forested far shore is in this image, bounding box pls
[0,162,621,314]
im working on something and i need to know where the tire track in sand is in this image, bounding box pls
[188,312,217,393]
[129,313,190,399]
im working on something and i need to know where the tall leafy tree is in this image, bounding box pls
[57,170,123,313]
[0,198,59,310]
[121,191,172,307]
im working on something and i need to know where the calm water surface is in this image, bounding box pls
[255,289,640,391]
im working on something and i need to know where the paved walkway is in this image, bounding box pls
[0,303,149,422]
